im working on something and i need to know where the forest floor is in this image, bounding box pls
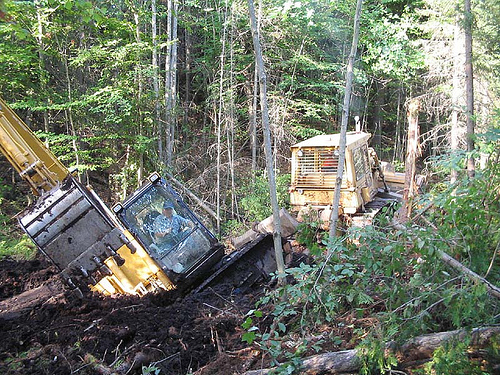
[0,254,264,374]
[0,249,367,375]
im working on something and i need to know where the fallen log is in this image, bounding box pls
[0,278,66,320]
[243,326,500,375]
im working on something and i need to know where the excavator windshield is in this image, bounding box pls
[116,179,219,280]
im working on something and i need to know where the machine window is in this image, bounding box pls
[121,186,211,275]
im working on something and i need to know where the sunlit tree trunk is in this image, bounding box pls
[165,0,178,167]
[134,7,144,185]
[329,0,363,239]
[248,0,285,278]
[451,19,462,184]
[464,0,475,178]
[393,83,403,163]
[152,0,162,161]
[398,99,420,223]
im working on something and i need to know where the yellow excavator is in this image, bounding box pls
[0,97,233,296]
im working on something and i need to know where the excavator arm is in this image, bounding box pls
[0,97,67,194]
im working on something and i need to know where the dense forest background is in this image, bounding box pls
[1,0,499,235]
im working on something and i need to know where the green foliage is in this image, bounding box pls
[141,364,161,375]
[238,173,290,223]
[242,144,500,372]
[422,339,486,375]
[0,184,36,260]
[0,236,37,260]
[358,337,398,375]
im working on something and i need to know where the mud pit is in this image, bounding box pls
[0,255,265,375]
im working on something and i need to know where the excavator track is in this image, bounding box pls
[350,191,401,227]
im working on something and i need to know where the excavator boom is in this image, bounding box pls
[0,98,68,194]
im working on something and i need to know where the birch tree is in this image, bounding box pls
[329,0,363,239]
[247,0,285,278]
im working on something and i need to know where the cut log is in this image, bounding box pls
[243,326,500,375]
[231,209,299,250]
[0,278,66,320]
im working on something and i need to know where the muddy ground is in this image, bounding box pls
[0,254,270,375]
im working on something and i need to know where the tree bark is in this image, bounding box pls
[165,0,178,167]
[393,83,403,163]
[397,98,420,223]
[152,0,162,160]
[247,0,285,278]
[464,0,475,178]
[328,0,363,239]
[450,19,462,184]
[134,7,144,185]
[373,80,384,153]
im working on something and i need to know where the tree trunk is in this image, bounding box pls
[134,8,144,185]
[451,19,462,184]
[165,0,178,167]
[373,80,384,154]
[62,48,80,177]
[184,25,191,127]
[393,83,402,163]
[152,0,162,161]
[243,326,500,375]
[328,0,363,239]
[397,98,420,223]
[247,0,285,279]
[464,0,475,178]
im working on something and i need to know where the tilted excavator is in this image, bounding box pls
[0,97,280,299]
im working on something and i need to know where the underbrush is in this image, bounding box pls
[0,182,36,260]
[242,133,500,374]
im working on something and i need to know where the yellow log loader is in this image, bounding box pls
[289,131,404,227]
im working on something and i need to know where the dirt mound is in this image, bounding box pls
[0,258,262,375]
[0,255,57,300]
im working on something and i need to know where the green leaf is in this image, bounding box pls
[278,322,286,333]
[242,332,256,344]
[242,317,253,330]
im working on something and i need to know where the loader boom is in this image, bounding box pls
[0,97,67,194]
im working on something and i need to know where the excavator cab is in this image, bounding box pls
[113,173,224,288]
